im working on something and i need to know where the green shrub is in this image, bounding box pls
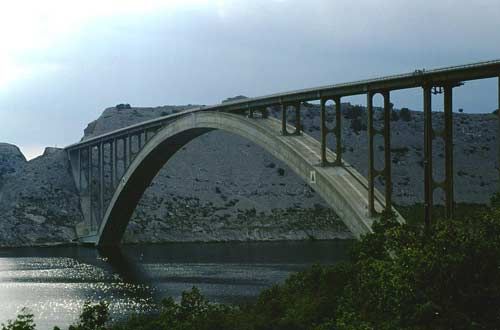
[1,308,35,330]
[337,209,500,329]
[68,301,109,330]
[350,118,366,134]
[344,105,363,120]
[391,110,399,121]
[400,108,412,121]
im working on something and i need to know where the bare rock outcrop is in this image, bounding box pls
[0,143,26,187]
[0,148,82,246]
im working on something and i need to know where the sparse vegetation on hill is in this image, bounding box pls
[400,107,412,121]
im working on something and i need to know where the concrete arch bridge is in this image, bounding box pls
[65,60,500,246]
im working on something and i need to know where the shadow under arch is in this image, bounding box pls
[96,111,403,246]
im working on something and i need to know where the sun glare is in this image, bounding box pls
[0,0,218,89]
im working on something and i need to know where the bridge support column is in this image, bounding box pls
[423,85,433,229]
[77,149,82,191]
[367,92,375,216]
[498,76,500,194]
[320,97,342,166]
[281,102,301,135]
[281,102,288,136]
[367,91,392,216]
[88,146,94,232]
[126,135,131,169]
[99,143,104,224]
[320,98,327,165]
[423,83,455,227]
[383,91,392,212]
[260,108,269,118]
[444,85,454,219]
[294,102,301,135]
[111,140,116,189]
[334,96,342,165]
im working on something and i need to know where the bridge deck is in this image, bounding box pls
[66,59,500,151]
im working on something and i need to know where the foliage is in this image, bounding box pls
[115,104,131,110]
[344,105,364,120]
[396,202,490,228]
[67,301,110,330]
[338,207,500,329]
[350,118,366,134]
[1,308,35,330]
[391,110,399,121]
[110,287,237,330]
[400,107,412,121]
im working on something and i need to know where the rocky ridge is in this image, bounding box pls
[0,148,82,246]
[0,143,26,187]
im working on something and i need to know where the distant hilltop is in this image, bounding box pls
[115,103,132,110]
[221,95,249,103]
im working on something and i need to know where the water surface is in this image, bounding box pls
[0,240,353,329]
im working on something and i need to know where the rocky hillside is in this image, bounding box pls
[0,143,26,187]
[0,102,497,246]
[0,148,82,246]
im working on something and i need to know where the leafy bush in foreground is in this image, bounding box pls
[336,209,500,329]
[65,301,109,330]
[5,204,500,329]
[1,308,35,330]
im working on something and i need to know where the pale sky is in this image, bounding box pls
[0,0,499,159]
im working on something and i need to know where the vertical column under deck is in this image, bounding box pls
[367,91,392,216]
[444,85,454,219]
[281,102,287,136]
[125,135,131,169]
[334,96,342,165]
[320,99,327,165]
[78,149,82,191]
[281,102,301,136]
[383,91,392,211]
[367,92,375,216]
[320,97,342,166]
[423,85,433,229]
[294,102,301,135]
[88,146,93,232]
[111,140,116,189]
[99,143,104,224]
[423,83,455,227]
[498,76,500,193]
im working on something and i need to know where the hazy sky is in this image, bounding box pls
[0,0,499,159]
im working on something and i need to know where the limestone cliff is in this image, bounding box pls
[0,143,26,187]
[0,148,82,246]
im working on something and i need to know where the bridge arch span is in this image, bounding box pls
[96,111,400,246]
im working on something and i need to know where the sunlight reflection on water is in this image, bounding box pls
[0,240,353,330]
